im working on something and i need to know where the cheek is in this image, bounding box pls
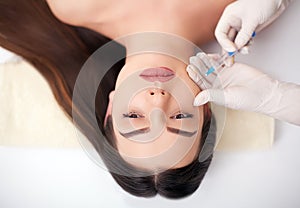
[129,93,148,109]
[176,68,202,96]
[185,76,202,96]
[115,64,139,89]
[129,119,150,130]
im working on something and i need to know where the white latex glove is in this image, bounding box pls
[215,0,293,52]
[187,53,300,126]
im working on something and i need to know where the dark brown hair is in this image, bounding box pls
[0,0,213,199]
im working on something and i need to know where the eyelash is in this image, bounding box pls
[123,112,144,119]
[123,112,193,119]
[170,113,193,119]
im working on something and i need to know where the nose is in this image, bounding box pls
[148,88,167,96]
[147,88,170,108]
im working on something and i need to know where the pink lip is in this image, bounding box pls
[139,67,175,82]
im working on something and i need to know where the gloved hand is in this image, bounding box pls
[186,52,300,125]
[215,0,292,52]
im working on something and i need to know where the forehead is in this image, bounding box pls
[111,103,204,170]
[113,124,202,171]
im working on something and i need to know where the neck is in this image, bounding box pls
[117,32,200,65]
[85,0,210,45]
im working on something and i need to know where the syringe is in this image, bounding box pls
[205,51,236,76]
[205,31,256,76]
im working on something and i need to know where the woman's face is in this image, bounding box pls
[109,53,205,172]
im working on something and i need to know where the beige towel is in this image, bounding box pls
[0,60,274,150]
[0,61,79,148]
[212,104,274,151]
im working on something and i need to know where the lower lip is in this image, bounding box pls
[139,67,175,82]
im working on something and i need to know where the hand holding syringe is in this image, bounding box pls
[205,31,256,76]
[187,52,300,126]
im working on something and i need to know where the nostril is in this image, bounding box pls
[148,89,167,96]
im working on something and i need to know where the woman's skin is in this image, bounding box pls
[46,0,235,171]
[110,53,205,171]
[47,0,234,45]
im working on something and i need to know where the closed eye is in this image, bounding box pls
[123,112,144,119]
[170,113,193,119]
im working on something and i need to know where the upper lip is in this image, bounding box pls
[139,67,175,82]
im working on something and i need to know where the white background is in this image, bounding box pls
[0,1,300,208]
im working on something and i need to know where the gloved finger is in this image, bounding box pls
[228,27,238,41]
[215,13,240,52]
[193,90,210,106]
[207,53,221,62]
[215,30,237,53]
[189,55,208,75]
[197,53,226,80]
[196,52,219,69]
[195,87,253,110]
[234,21,257,50]
[239,38,254,54]
[216,28,236,67]
[239,46,250,54]
[187,64,215,89]
[186,64,207,89]
[192,54,220,85]
[227,25,255,55]
[193,89,226,107]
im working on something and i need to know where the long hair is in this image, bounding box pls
[0,0,213,199]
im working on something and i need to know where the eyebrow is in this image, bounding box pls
[119,127,150,138]
[119,127,197,138]
[166,127,197,137]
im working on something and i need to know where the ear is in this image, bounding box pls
[104,90,115,127]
